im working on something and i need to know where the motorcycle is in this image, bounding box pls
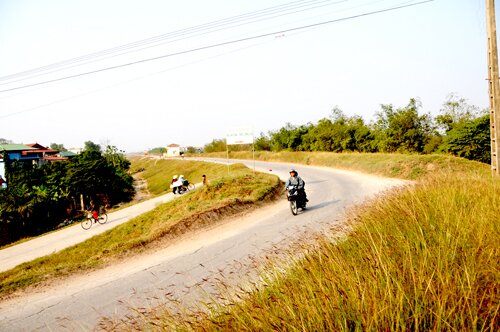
[287,185,307,215]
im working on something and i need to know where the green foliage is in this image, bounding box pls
[204,138,226,152]
[0,142,134,245]
[269,123,311,151]
[185,146,199,154]
[227,96,488,163]
[373,99,434,153]
[439,115,491,163]
[302,110,375,152]
[436,93,485,134]
[254,133,271,151]
[148,147,166,154]
[49,143,66,151]
[84,140,101,153]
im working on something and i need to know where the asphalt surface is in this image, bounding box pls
[0,159,405,331]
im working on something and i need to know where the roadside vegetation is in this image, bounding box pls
[202,95,490,165]
[0,142,134,246]
[198,151,489,180]
[130,157,232,196]
[131,153,498,331]
[0,162,281,299]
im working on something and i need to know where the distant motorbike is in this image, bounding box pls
[287,185,307,215]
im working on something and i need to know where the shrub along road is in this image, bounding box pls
[0,160,405,330]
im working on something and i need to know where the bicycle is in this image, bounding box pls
[81,207,108,230]
[179,181,195,193]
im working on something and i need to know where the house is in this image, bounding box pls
[0,144,38,165]
[0,143,67,168]
[166,144,181,157]
[25,143,60,165]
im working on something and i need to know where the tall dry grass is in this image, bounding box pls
[147,157,499,331]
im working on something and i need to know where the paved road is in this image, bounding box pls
[0,160,404,331]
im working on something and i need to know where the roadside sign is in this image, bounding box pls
[226,127,253,145]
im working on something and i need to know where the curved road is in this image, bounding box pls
[0,160,404,331]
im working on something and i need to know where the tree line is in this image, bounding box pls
[0,141,134,245]
[204,95,490,164]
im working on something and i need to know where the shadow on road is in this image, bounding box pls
[305,199,341,211]
[307,180,328,185]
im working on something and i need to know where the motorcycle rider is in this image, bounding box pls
[285,169,308,206]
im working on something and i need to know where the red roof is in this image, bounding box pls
[43,156,68,161]
[167,144,180,147]
[23,143,58,155]
[26,143,46,149]
[22,149,59,155]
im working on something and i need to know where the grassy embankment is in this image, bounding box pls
[196,151,489,179]
[142,153,498,331]
[0,159,281,299]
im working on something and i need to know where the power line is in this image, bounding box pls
[0,0,346,84]
[0,39,273,119]
[0,0,434,94]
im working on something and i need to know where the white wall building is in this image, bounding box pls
[166,144,181,157]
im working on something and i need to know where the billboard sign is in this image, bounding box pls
[226,127,253,145]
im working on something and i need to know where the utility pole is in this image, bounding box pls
[486,0,500,175]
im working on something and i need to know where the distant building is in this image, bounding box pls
[0,143,67,168]
[67,148,83,155]
[0,144,38,165]
[166,144,181,157]
[58,151,78,158]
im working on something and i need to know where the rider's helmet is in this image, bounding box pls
[180,175,184,178]
[289,168,297,174]
[173,175,178,179]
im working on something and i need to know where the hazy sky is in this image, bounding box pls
[0,0,494,152]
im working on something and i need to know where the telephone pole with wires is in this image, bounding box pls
[486,0,500,175]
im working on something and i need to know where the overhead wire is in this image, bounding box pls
[0,0,435,95]
[0,0,347,84]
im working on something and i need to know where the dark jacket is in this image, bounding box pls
[285,174,305,190]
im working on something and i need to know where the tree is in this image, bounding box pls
[0,138,13,144]
[204,139,226,153]
[439,115,491,163]
[185,146,199,154]
[269,123,311,151]
[149,147,166,154]
[373,99,433,153]
[254,133,271,151]
[436,94,485,134]
[65,148,133,206]
[50,143,67,151]
[84,141,101,153]
[302,109,375,152]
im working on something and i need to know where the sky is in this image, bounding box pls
[0,0,494,152]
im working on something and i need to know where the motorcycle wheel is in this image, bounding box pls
[290,200,298,215]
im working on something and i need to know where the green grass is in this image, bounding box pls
[0,162,281,298]
[139,153,499,331]
[130,157,233,196]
